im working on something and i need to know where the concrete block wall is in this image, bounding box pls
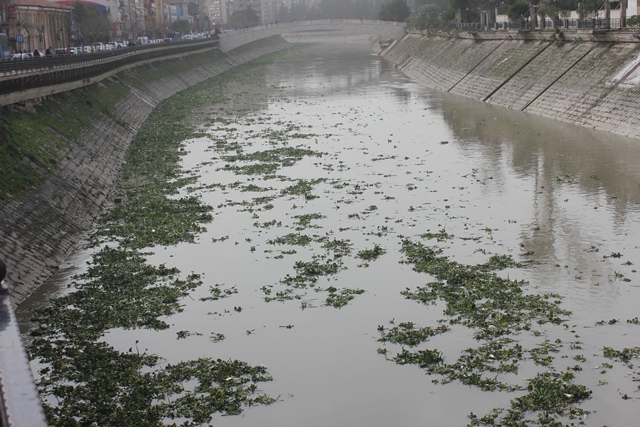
[1,37,292,306]
[486,42,593,110]
[450,40,547,101]
[383,33,640,140]
[525,43,640,138]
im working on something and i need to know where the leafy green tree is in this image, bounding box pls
[576,0,604,18]
[379,0,411,21]
[507,0,530,21]
[229,7,261,27]
[169,19,191,34]
[407,3,444,29]
[73,0,111,44]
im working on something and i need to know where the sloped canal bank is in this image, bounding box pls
[19,40,640,426]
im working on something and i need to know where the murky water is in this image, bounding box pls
[20,40,640,426]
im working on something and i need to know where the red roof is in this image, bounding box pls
[14,0,72,9]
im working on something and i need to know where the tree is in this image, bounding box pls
[576,0,604,18]
[407,3,444,29]
[169,19,191,34]
[187,2,200,31]
[506,0,530,21]
[228,7,260,27]
[73,0,111,44]
[379,0,411,21]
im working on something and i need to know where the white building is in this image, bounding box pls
[495,0,639,25]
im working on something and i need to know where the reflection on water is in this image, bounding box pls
[20,41,640,426]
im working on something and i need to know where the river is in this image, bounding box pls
[19,38,640,426]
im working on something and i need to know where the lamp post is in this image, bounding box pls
[15,19,22,51]
[37,24,44,50]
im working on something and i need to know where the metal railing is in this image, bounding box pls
[0,259,47,427]
[0,37,219,79]
[423,17,632,33]
[0,37,220,100]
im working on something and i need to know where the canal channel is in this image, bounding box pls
[18,39,640,426]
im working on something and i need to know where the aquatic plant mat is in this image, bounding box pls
[25,43,640,426]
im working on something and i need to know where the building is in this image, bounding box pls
[234,0,260,15]
[261,0,275,24]
[494,0,639,26]
[164,0,191,25]
[209,0,227,25]
[2,0,72,52]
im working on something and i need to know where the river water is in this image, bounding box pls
[20,39,640,426]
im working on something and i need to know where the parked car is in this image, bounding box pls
[11,52,32,60]
[92,42,104,51]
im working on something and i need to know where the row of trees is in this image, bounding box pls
[271,0,614,29]
[74,0,632,45]
[402,0,619,30]
[73,0,203,45]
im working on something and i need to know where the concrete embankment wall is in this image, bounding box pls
[380,32,640,139]
[0,36,291,306]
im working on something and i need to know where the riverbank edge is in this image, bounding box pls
[378,32,640,140]
[0,35,292,306]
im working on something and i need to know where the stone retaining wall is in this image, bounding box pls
[0,36,291,306]
[381,33,640,140]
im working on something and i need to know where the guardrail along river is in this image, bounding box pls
[18,39,640,427]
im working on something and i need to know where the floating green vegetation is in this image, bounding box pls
[319,237,352,257]
[25,51,291,426]
[210,333,226,342]
[28,246,275,426]
[267,233,313,246]
[377,321,449,346]
[281,179,326,200]
[292,259,341,280]
[356,244,386,262]
[177,330,202,339]
[200,284,238,301]
[222,162,281,175]
[91,193,213,248]
[242,183,274,192]
[252,195,277,206]
[325,286,365,308]
[292,213,326,230]
[253,219,282,228]
[398,239,567,340]
[603,346,640,365]
[420,229,454,242]
[468,372,591,426]
[222,147,321,164]
[264,233,364,305]
[375,238,590,424]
